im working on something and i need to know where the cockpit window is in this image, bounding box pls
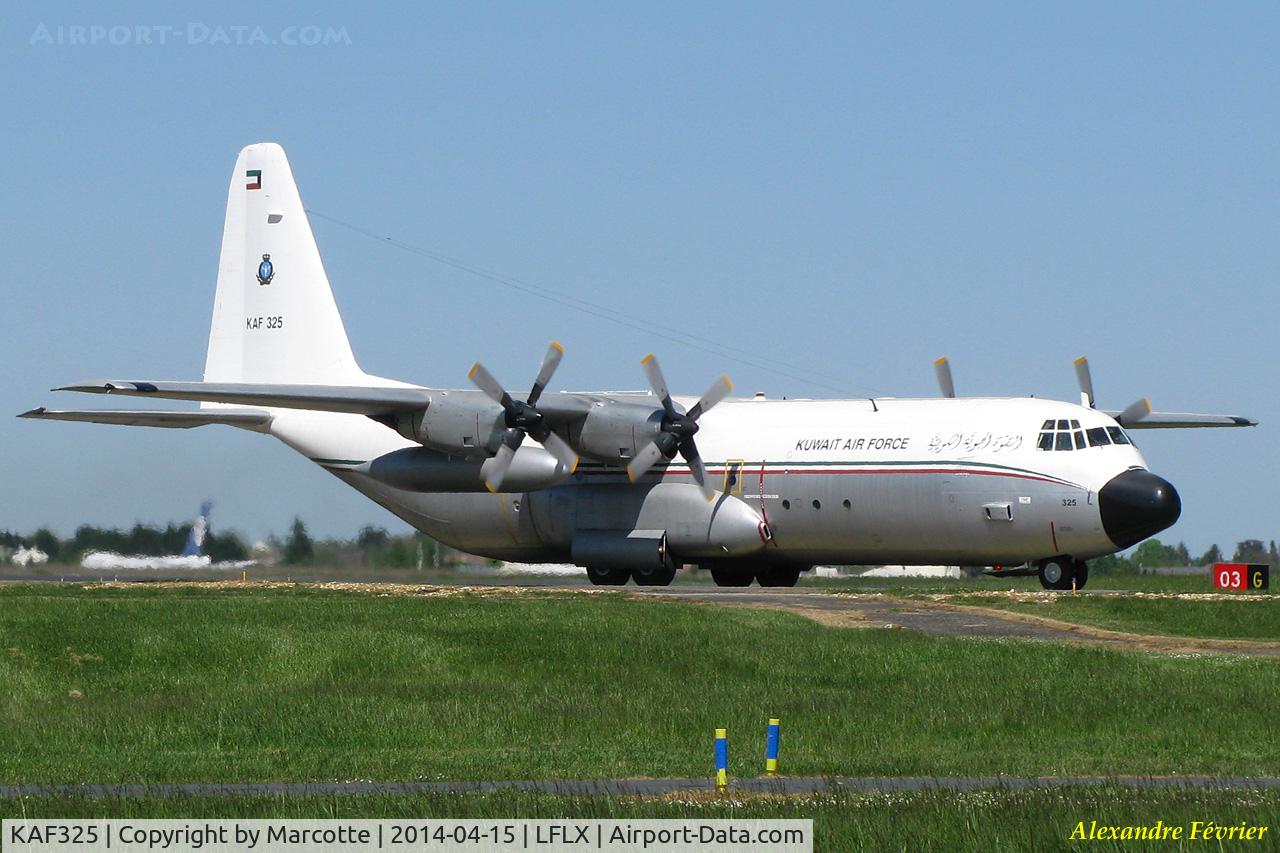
[1038,421,1126,451]
[1107,426,1133,446]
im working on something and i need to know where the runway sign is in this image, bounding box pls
[1212,563,1269,591]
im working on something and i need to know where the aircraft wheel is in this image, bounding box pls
[757,566,801,587]
[585,565,631,586]
[1072,559,1089,590]
[632,563,678,587]
[710,565,755,587]
[1037,557,1074,591]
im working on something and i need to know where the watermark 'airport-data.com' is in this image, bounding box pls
[30,23,351,47]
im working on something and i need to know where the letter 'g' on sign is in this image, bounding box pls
[1212,563,1270,591]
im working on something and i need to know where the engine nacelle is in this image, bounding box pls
[356,445,569,493]
[383,390,507,457]
[567,399,664,463]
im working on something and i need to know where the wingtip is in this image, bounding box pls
[17,407,46,418]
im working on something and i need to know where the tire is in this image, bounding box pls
[1072,559,1089,590]
[710,565,755,587]
[585,565,630,586]
[757,566,801,587]
[632,563,678,587]
[1038,557,1073,591]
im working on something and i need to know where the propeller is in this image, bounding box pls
[467,342,579,492]
[1073,356,1151,427]
[934,357,955,398]
[625,353,732,501]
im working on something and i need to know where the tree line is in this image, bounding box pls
[0,518,455,569]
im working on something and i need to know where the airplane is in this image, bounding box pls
[78,499,254,570]
[21,143,1257,590]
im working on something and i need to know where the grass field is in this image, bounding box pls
[1,583,1277,788]
[3,786,1277,852]
[942,594,1278,641]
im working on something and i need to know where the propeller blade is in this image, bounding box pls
[1074,356,1095,408]
[468,363,512,408]
[680,439,716,501]
[934,357,955,398]
[640,353,677,417]
[1116,397,1152,427]
[626,441,668,482]
[527,341,564,407]
[481,430,525,492]
[686,375,733,421]
[538,429,579,474]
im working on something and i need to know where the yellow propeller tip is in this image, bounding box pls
[1074,356,1088,365]
[640,353,655,364]
[484,482,497,494]
[934,356,949,366]
[467,363,480,379]
[722,375,734,391]
[550,341,564,353]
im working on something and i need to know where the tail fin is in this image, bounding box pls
[203,143,366,385]
[181,500,213,557]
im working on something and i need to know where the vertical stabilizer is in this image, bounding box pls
[203,143,366,385]
[181,499,213,557]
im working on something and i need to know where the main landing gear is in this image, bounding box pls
[584,564,678,586]
[1037,556,1089,591]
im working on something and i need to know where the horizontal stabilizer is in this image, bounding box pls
[54,380,432,415]
[18,408,272,430]
[1104,410,1258,429]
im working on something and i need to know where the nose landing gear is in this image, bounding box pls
[1038,556,1089,590]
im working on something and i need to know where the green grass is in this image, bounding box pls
[3,788,1277,852]
[953,595,1279,641]
[1,584,1277,786]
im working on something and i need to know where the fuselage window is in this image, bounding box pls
[1056,419,1069,430]
[1069,419,1081,429]
[1073,430,1087,450]
[1054,432,1074,451]
[1037,432,1054,450]
[1041,419,1055,430]
[1086,427,1111,447]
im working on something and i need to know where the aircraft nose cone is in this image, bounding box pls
[1098,469,1181,550]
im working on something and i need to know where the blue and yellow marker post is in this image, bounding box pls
[714,728,729,790]
[765,718,781,776]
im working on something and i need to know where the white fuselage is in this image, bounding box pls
[267,393,1153,568]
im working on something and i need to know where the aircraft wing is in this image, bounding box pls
[51,380,434,415]
[44,379,598,422]
[1105,410,1258,429]
[18,407,272,429]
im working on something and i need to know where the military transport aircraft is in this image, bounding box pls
[21,144,1257,589]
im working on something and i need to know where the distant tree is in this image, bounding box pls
[1089,553,1133,575]
[1269,540,1279,568]
[282,517,314,565]
[356,525,390,550]
[32,528,61,560]
[1197,544,1223,566]
[205,530,249,562]
[1174,542,1190,565]
[1131,539,1180,570]
[1232,539,1268,565]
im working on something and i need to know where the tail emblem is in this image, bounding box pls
[245,169,262,190]
[256,254,274,286]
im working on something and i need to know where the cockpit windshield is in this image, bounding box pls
[1037,420,1133,451]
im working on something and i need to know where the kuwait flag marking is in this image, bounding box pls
[245,169,262,190]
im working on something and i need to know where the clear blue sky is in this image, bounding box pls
[2,2,1276,554]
